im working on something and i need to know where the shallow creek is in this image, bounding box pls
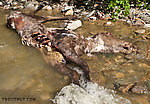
[0,9,149,104]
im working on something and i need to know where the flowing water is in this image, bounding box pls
[0,9,149,104]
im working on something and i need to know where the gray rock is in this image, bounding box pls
[66,20,82,30]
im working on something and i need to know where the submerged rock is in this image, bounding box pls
[0,42,8,48]
[66,20,82,30]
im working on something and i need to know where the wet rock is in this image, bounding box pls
[65,9,73,16]
[135,29,146,34]
[66,20,82,30]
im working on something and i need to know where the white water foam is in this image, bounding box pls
[52,81,131,104]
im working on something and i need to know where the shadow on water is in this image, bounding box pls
[0,9,149,104]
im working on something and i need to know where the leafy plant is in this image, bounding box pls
[107,0,150,20]
[108,0,130,19]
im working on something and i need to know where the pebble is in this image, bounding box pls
[66,20,82,30]
[84,10,95,19]
[25,1,38,10]
[42,5,52,11]
[0,2,3,6]
[13,2,18,5]
[65,9,73,16]
[89,16,97,20]
[133,18,145,26]
[115,72,124,78]
[139,63,150,68]
[127,20,132,24]
[131,85,149,94]
[142,17,150,23]
[62,6,73,12]
[144,24,150,28]
[0,42,8,48]
[135,29,146,34]
[107,21,112,25]
[105,21,114,26]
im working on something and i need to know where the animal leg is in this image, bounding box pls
[41,50,80,85]
[53,43,91,82]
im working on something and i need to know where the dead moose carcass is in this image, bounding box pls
[7,11,138,85]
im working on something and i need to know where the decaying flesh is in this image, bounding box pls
[7,11,138,85]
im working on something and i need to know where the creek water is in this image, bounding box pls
[0,9,149,104]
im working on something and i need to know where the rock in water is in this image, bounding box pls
[66,20,82,30]
[0,42,7,48]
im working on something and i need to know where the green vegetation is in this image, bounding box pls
[107,0,150,19]
[74,0,150,19]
